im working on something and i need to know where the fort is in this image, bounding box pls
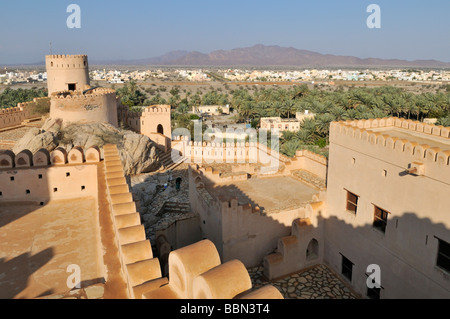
[0,54,449,300]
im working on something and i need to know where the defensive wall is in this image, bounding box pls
[50,88,118,127]
[0,97,50,130]
[325,117,450,298]
[118,104,172,151]
[0,146,100,204]
[188,161,325,268]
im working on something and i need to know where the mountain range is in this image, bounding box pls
[7,45,450,68]
[93,44,450,68]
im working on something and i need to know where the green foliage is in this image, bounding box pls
[229,84,450,158]
[0,87,47,109]
[116,80,147,107]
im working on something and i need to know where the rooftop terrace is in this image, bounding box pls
[0,198,104,299]
[206,176,318,213]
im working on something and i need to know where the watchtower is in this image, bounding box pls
[45,55,90,96]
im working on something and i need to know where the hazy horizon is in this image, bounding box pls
[1,0,449,65]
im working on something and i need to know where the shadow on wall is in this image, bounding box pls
[268,210,450,299]
[0,146,102,299]
[185,166,450,298]
[0,248,54,299]
[0,149,52,229]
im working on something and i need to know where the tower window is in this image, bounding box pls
[436,238,450,273]
[68,83,76,91]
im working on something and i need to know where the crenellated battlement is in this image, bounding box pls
[45,54,89,69]
[0,97,50,129]
[51,88,116,100]
[46,54,88,59]
[142,105,171,114]
[0,146,101,169]
[330,117,450,177]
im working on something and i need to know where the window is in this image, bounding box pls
[373,206,389,233]
[341,255,353,281]
[10,176,14,181]
[66,172,71,177]
[38,174,43,179]
[26,190,30,194]
[346,191,359,214]
[436,238,450,273]
[81,186,86,191]
[68,83,76,91]
[53,188,58,193]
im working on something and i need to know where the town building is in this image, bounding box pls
[260,110,315,132]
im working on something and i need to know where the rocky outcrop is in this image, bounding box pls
[12,118,160,175]
[12,127,58,154]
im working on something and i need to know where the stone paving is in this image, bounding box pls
[248,264,359,299]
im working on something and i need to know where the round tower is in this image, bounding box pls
[45,55,90,96]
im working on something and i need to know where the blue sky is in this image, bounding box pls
[1,0,449,64]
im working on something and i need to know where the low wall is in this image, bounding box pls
[0,147,100,204]
[0,97,49,129]
[188,164,316,268]
[284,150,328,180]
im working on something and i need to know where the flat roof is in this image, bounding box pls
[206,176,318,213]
[367,127,450,151]
[0,198,104,299]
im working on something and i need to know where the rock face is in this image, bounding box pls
[12,127,58,154]
[12,118,160,175]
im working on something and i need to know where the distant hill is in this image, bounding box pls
[103,44,450,68]
[5,45,450,68]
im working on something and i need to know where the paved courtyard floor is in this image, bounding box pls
[248,264,359,299]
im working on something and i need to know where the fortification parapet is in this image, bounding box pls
[0,146,101,169]
[330,117,450,180]
[50,88,118,127]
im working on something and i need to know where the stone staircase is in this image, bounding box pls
[159,201,191,215]
[291,169,327,191]
[263,202,324,280]
[156,148,186,173]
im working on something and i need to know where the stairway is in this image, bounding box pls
[160,201,191,215]
[156,148,186,172]
[263,200,324,281]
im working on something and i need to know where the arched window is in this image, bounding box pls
[157,124,164,135]
[306,239,319,260]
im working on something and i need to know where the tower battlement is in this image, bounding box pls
[51,88,117,100]
[45,55,89,68]
[45,54,90,96]
[330,117,450,179]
